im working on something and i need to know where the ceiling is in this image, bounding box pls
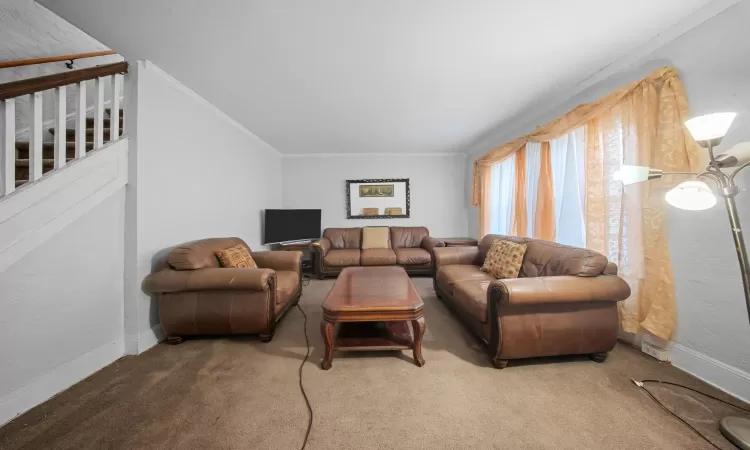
[41,0,716,154]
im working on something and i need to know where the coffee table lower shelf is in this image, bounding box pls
[321,320,425,369]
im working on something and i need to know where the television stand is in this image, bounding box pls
[273,241,314,274]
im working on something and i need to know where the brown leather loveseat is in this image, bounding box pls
[311,226,444,278]
[433,234,631,368]
[144,237,302,343]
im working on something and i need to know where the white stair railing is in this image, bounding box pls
[0,62,129,199]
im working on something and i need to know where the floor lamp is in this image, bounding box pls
[618,112,750,449]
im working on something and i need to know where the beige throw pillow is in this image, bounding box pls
[481,239,527,279]
[361,227,390,249]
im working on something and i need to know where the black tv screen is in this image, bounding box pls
[263,209,321,244]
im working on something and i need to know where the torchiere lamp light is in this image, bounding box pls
[616,112,750,449]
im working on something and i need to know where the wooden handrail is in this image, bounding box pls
[0,50,117,70]
[0,62,128,101]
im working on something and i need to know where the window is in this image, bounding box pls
[487,127,586,247]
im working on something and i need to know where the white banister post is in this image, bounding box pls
[30,91,43,181]
[93,77,105,148]
[75,81,87,159]
[54,85,67,169]
[0,99,15,196]
[111,75,121,141]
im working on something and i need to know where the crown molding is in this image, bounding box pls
[282,152,464,159]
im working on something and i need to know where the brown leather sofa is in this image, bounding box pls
[143,237,302,343]
[311,226,444,278]
[433,234,631,368]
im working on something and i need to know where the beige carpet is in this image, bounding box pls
[1,277,748,450]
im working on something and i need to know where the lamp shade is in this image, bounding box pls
[614,165,651,185]
[614,165,663,185]
[685,112,736,141]
[665,180,717,210]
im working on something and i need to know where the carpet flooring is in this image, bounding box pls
[1,277,749,450]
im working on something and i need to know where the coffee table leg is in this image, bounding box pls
[320,319,335,370]
[411,317,426,367]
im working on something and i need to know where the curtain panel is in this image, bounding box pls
[472,67,697,232]
[473,66,701,340]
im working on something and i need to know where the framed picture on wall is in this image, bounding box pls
[346,179,410,219]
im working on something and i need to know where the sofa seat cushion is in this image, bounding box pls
[275,270,299,306]
[453,280,490,323]
[395,248,431,265]
[324,249,361,267]
[361,249,397,266]
[436,265,494,295]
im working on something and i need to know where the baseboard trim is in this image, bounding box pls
[0,339,124,426]
[138,324,164,354]
[670,343,750,404]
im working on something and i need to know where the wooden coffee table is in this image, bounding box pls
[320,266,426,370]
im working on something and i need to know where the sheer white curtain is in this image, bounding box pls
[550,127,586,247]
[488,156,515,235]
[488,128,586,244]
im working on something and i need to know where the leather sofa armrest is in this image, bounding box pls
[252,250,302,274]
[489,275,631,307]
[311,238,331,257]
[421,236,445,253]
[144,268,275,294]
[434,246,479,268]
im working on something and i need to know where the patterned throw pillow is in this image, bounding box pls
[481,239,527,279]
[215,244,258,269]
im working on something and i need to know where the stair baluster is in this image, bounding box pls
[54,85,67,169]
[0,98,15,196]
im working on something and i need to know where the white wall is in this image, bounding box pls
[283,154,468,238]
[0,187,125,425]
[126,61,284,354]
[465,1,750,400]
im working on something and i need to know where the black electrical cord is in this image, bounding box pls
[639,379,750,413]
[632,379,750,450]
[296,304,313,450]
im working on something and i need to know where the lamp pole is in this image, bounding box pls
[697,139,750,449]
[700,141,750,326]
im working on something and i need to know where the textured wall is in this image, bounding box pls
[0,0,122,137]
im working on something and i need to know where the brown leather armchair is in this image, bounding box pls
[433,234,631,368]
[311,226,444,278]
[144,237,302,343]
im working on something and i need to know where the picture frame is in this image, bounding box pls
[346,178,410,219]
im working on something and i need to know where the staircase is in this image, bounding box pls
[1,61,129,198]
[13,110,123,189]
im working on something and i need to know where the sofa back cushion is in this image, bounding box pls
[362,227,391,249]
[478,234,608,277]
[390,226,429,249]
[168,237,247,270]
[323,228,362,249]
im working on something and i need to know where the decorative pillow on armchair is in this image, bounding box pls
[481,239,527,279]
[215,244,258,269]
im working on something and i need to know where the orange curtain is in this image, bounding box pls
[472,67,692,236]
[534,141,555,240]
[584,76,698,340]
[509,145,527,236]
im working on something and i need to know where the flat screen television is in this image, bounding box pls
[263,209,321,244]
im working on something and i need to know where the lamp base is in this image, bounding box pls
[720,416,750,450]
